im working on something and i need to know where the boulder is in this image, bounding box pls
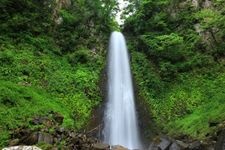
[9,139,20,146]
[112,145,128,150]
[56,127,65,133]
[158,137,172,150]
[148,137,172,150]
[205,146,215,150]
[92,143,110,150]
[20,132,39,145]
[2,146,42,150]
[148,142,160,150]
[13,128,31,139]
[30,117,49,125]
[37,132,54,144]
[20,132,53,145]
[169,142,181,150]
[176,140,189,149]
[215,129,225,150]
[68,131,76,138]
[189,141,201,150]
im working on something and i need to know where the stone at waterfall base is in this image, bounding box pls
[147,134,224,150]
[92,144,128,150]
[92,143,110,150]
[111,145,128,150]
[2,146,42,150]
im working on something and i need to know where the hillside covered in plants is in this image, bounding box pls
[0,0,225,149]
[0,0,118,147]
[123,0,225,141]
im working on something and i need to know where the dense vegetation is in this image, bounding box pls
[123,0,225,140]
[0,0,118,147]
[0,0,225,148]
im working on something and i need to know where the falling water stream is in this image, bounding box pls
[103,32,142,149]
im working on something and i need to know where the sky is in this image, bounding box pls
[115,0,128,25]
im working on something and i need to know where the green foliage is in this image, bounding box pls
[131,50,163,98]
[124,0,225,140]
[131,49,225,139]
[194,8,225,56]
[0,0,52,35]
[0,0,115,147]
[0,36,104,148]
[62,93,92,129]
[166,71,225,139]
[60,9,78,24]
[0,80,74,146]
[55,0,118,53]
[195,9,225,30]
[141,33,184,60]
[67,48,93,65]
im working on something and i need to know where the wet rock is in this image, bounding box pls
[218,121,225,130]
[20,132,39,145]
[189,141,201,150]
[158,137,172,150]
[53,137,58,143]
[20,132,53,145]
[148,136,172,150]
[30,117,47,125]
[112,145,128,150]
[57,127,65,133]
[43,119,54,128]
[9,139,20,146]
[88,137,98,145]
[169,142,181,150]
[37,132,53,144]
[68,131,76,138]
[2,146,42,150]
[92,143,110,150]
[70,136,80,145]
[215,129,225,150]
[65,132,99,149]
[205,146,215,150]
[176,140,189,149]
[13,128,31,138]
[148,142,161,150]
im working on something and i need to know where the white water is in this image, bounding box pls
[103,32,142,149]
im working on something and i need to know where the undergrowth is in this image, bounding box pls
[0,36,104,147]
[131,50,225,140]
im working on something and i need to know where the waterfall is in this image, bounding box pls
[103,32,142,149]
